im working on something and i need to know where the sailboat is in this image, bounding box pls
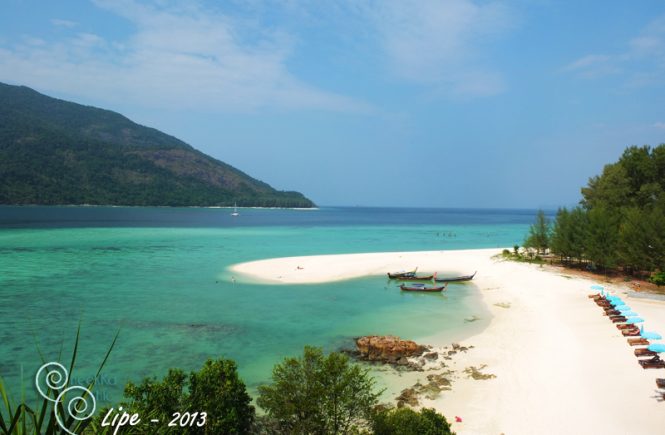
[231,203,239,217]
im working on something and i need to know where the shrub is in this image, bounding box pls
[650,271,665,286]
[371,407,455,435]
[257,346,380,434]
[90,358,254,434]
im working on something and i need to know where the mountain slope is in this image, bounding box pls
[0,83,314,207]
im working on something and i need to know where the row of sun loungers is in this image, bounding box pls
[590,292,664,370]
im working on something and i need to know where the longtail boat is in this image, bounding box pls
[395,274,434,281]
[434,271,477,283]
[400,283,447,292]
[387,269,418,279]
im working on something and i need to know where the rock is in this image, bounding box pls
[396,387,419,408]
[355,335,428,364]
[396,371,455,406]
[426,373,452,388]
[423,352,439,360]
[464,364,496,380]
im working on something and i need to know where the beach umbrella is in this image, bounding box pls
[647,343,665,353]
[617,305,631,312]
[625,317,645,324]
[611,300,626,307]
[620,311,639,317]
[641,331,662,340]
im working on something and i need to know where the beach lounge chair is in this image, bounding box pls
[622,329,641,337]
[656,378,665,389]
[611,316,628,323]
[634,348,658,357]
[639,356,665,369]
[628,338,650,346]
[617,323,636,330]
[640,361,665,369]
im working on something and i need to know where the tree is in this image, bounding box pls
[256,346,381,434]
[585,207,620,270]
[371,407,455,435]
[188,359,255,434]
[524,210,550,254]
[93,358,254,434]
[619,206,665,273]
[550,208,571,261]
[567,207,590,263]
[581,163,632,210]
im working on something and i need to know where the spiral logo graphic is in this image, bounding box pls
[35,362,96,435]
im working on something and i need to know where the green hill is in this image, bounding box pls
[0,82,315,207]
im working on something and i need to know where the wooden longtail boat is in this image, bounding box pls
[396,274,435,281]
[434,271,476,283]
[400,283,447,292]
[387,269,417,279]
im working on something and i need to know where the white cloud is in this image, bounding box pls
[51,19,78,28]
[654,121,665,129]
[562,14,665,85]
[364,0,514,96]
[0,0,370,113]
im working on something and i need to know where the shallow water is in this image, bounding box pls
[0,206,536,405]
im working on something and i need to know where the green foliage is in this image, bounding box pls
[371,407,454,435]
[188,359,254,434]
[585,207,620,270]
[90,358,254,434]
[619,207,665,272]
[549,144,665,274]
[0,325,117,435]
[257,346,381,434]
[550,207,589,263]
[524,210,550,254]
[0,82,315,208]
[650,271,665,286]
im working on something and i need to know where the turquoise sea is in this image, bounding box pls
[0,206,536,405]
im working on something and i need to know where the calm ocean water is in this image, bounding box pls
[0,206,538,404]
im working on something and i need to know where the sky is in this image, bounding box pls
[1,0,664,208]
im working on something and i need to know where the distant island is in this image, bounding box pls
[0,82,315,208]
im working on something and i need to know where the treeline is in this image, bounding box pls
[524,144,665,282]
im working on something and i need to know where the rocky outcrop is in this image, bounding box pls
[396,372,454,408]
[354,335,427,364]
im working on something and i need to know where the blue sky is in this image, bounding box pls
[1,0,664,208]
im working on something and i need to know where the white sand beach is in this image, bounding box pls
[231,249,665,434]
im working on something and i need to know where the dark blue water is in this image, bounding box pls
[0,205,548,228]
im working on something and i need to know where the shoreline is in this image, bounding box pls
[0,204,319,210]
[230,248,665,434]
[230,248,494,284]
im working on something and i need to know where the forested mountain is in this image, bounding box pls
[0,82,314,207]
